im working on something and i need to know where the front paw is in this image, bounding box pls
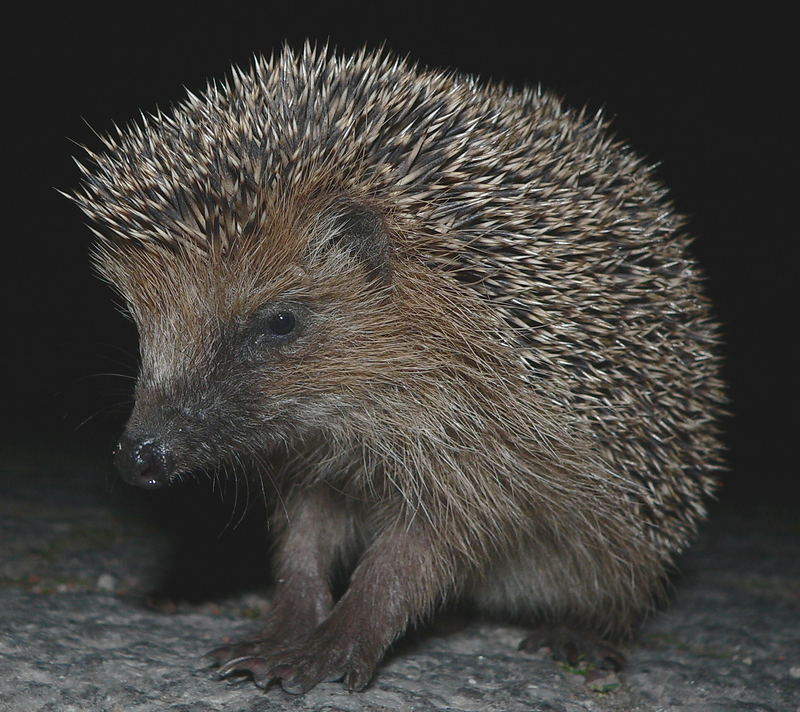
[271,635,378,693]
[205,604,321,668]
[214,624,381,693]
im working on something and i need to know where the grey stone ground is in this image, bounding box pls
[1,444,798,712]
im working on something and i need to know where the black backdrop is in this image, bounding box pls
[4,8,793,507]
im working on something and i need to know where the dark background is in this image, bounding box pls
[4,9,794,512]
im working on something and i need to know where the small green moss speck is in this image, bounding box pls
[559,662,590,676]
[589,680,621,694]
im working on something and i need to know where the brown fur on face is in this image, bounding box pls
[73,45,726,692]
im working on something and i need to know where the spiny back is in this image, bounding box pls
[75,45,601,253]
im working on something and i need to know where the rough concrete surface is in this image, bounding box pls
[1,445,798,711]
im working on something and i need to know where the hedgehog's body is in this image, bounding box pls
[75,46,725,692]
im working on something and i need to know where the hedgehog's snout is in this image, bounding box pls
[115,434,172,490]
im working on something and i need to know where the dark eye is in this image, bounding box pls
[268,311,296,336]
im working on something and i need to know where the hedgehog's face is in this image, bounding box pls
[112,199,401,490]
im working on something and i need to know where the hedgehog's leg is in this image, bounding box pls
[264,519,448,693]
[519,624,626,671]
[466,536,633,673]
[207,484,349,671]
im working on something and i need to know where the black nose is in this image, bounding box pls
[114,434,170,490]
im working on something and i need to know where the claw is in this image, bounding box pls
[273,665,310,695]
[276,663,315,694]
[214,655,249,678]
[203,646,234,667]
[344,667,370,692]
[215,655,275,684]
[204,640,265,666]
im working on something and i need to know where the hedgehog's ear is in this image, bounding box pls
[316,199,391,283]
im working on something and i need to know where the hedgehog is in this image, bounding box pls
[72,44,726,694]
